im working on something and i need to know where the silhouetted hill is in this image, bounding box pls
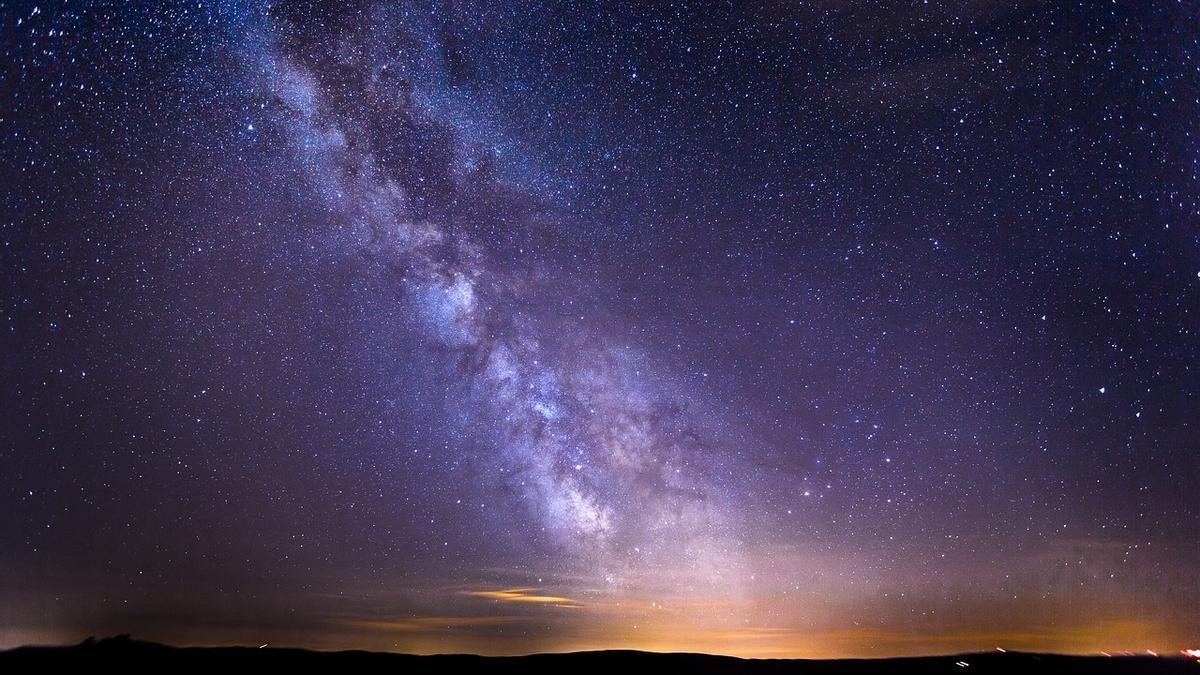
[1,635,1194,674]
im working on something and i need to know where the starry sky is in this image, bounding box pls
[2,0,1199,659]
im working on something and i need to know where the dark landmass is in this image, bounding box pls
[1,635,1194,674]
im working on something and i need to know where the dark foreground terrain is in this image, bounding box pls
[1,636,1195,674]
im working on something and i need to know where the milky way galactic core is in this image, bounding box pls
[2,0,1198,658]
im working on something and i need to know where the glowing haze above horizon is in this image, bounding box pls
[2,0,1199,659]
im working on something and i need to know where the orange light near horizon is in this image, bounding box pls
[461,588,583,607]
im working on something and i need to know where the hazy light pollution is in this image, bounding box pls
[2,0,1199,658]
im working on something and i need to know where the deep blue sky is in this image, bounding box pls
[2,0,1198,657]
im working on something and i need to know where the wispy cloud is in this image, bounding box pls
[342,616,526,633]
[462,588,583,608]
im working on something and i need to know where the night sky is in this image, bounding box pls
[2,0,1199,658]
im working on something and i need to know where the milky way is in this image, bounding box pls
[251,1,753,585]
[3,0,1199,658]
